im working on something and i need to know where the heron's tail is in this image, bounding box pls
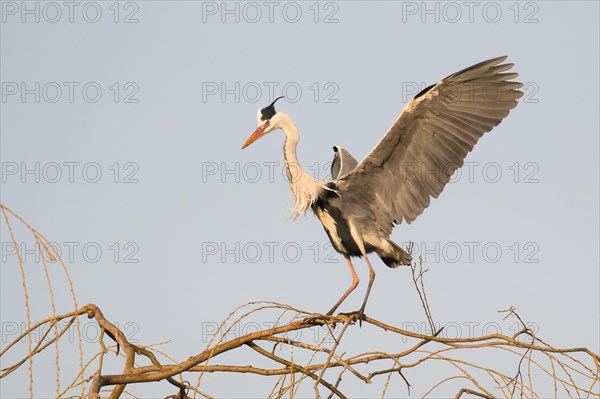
[378,239,413,268]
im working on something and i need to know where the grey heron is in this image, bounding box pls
[242,56,522,319]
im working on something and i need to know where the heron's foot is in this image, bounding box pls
[317,308,342,324]
[338,310,366,325]
[357,307,366,326]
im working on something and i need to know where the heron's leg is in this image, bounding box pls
[357,255,376,322]
[326,255,359,315]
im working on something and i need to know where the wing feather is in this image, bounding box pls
[331,146,359,179]
[337,56,522,226]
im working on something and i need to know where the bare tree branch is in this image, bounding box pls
[1,204,599,398]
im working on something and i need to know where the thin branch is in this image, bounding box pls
[247,342,346,399]
[2,204,599,398]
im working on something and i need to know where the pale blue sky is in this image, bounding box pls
[1,1,599,397]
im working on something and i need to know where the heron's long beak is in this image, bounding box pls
[242,122,269,149]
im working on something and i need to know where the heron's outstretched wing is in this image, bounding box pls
[331,146,359,179]
[337,56,522,228]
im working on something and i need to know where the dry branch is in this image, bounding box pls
[1,203,599,399]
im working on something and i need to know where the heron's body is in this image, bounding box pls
[312,182,412,267]
[242,56,523,317]
[277,116,411,267]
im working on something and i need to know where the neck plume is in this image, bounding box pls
[278,114,326,219]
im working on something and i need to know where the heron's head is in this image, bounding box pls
[242,96,286,149]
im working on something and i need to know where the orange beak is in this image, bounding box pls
[242,122,270,149]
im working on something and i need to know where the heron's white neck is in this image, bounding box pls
[278,114,326,219]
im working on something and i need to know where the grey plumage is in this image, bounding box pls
[334,56,522,243]
[331,146,358,179]
[243,56,522,317]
